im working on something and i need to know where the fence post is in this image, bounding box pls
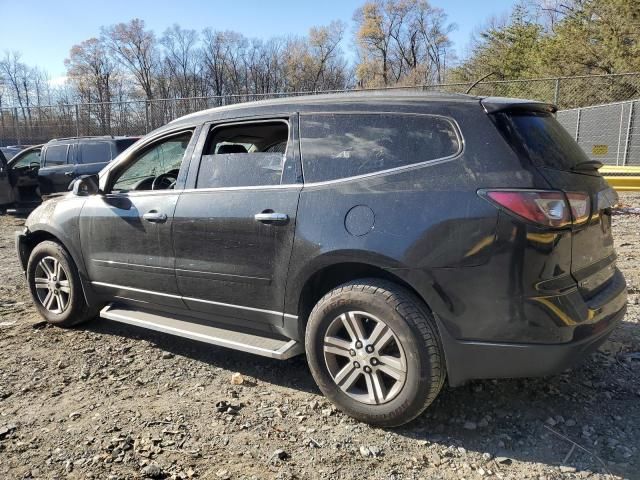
[13,107,20,146]
[622,101,634,166]
[553,78,560,106]
[616,103,626,166]
[75,104,80,137]
[145,101,150,133]
[575,107,581,142]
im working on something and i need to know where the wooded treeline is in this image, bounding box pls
[1,0,637,111]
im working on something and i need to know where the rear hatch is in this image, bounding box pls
[487,103,618,298]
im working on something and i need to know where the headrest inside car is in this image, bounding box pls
[217,144,248,154]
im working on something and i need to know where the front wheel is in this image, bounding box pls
[27,240,96,327]
[305,279,445,427]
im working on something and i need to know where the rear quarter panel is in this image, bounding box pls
[286,103,550,323]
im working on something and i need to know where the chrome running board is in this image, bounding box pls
[100,304,303,360]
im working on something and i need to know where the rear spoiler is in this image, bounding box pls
[481,97,557,114]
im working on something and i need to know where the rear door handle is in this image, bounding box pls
[143,211,168,223]
[254,212,289,224]
[64,171,75,177]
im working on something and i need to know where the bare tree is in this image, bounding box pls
[308,21,348,90]
[353,0,455,87]
[202,29,226,98]
[65,37,119,132]
[161,25,201,98]
[102,19,158,101]
[1,52,24,114]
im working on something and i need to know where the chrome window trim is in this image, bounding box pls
[179,183,303,194]
[298,111,465,187]
[92,281,298,320]
[103,189,183,198]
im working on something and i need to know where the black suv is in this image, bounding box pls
[16,92,626,426]
[0,137,138,212]
[38,136,139,197]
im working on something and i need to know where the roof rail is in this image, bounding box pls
[48,135,117,142]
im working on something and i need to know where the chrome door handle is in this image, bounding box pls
[64,171,75,177]
[143,211,168,223]
[254,212,289,224]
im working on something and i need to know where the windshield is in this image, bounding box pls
[493,111,591,171]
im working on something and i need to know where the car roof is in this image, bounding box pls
[168,90,484,126]
[166,90,555,130]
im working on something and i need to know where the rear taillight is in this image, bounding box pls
[480,190,590,228]
[565,192,591,224]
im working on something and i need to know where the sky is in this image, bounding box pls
[0,0,517,81]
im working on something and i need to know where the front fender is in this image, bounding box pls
[20,196,98,305]
[25,196,87,275]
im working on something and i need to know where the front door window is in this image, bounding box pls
[111,132,192,192]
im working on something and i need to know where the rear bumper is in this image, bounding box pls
[440,288,627,387]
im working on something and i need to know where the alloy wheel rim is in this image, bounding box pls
[323,311,407,405]
[34,256,70,314]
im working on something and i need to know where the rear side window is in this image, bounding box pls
[196,121,289,188]
[78,142,112,164]
[492,111,590,171]
[44,145,68,166]
[300,113,460,183]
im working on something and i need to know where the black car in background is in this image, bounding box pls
[0,136,139,212]
[0,146,24,161]
[16,92,627,426]
[38,136,139,197]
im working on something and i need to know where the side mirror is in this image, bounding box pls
[71,175,100,196]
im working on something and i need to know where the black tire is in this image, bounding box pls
[26,240,96,327]
[305,278,445,427]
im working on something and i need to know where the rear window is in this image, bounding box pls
[44,145,69,166]
[78,142,112,164]
[300,113,460,183]
[115,138,139,154]
[493,111,590,171]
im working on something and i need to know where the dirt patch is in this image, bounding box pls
[1,194,639,480]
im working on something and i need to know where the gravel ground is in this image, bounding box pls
[0,194,639,480]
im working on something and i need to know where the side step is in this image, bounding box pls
[100,304,304,360]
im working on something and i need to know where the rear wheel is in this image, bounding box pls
[27,240,96,327]
[305,278,445,427]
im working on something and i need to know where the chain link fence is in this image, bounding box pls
[1,72,639,165]
[557,100,639,166]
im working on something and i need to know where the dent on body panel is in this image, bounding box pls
[429,212,579,343]
[360,161,500,269]
[296,156,502,273]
